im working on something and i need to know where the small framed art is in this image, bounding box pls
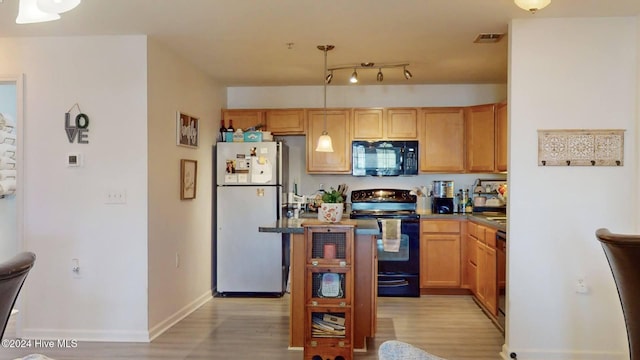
[180,159,197,200]
[176,112,199,148]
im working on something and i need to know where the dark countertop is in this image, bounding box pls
[258,218,380,235]
[260,212,506,234]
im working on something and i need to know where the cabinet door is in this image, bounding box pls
[386,108,418,139]
[306,109,351,173]
[266,109,305,135]
[483,245,498,316]
[419,108,465,172]
[352,109,383,139]
[222,109,265,131]
[496,102,508,172]
[420,234,461,288]
[476,240,486,303]
[465,104,496,172]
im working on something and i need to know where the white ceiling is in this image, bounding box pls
[1,0,639,86]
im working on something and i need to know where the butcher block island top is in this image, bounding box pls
[259,219,379,352]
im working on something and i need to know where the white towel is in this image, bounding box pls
[0,156,16,169]
[0,169,16,180]
[0,143,16,159]
[381,219,401,252]
[0,178,16,195]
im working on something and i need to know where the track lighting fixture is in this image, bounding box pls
[325,71,333,84]
[326,62,412,84]
[350,69,358,84]
[403,66,413,80]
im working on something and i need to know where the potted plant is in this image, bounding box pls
[318,188,344,223]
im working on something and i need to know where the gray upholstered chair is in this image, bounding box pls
[0,252,36,340]
[378,340,446,360]
[596,228,640,360]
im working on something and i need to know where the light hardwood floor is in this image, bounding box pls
[2,295,504,360]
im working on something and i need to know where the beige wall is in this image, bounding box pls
[146,38,224,339]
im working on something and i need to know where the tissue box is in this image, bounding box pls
[243,131,263,142]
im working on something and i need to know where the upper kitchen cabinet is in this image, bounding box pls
[266,109,306,135]
[306,109,352,174]
[418,108,465,173]
[465,104,496,173]
[352,108,418,140]
[495,102,508,172]
[222,109,265,131]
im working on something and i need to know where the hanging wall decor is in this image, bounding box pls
[176,111,199,148]
[538,129,624,166]
[180,159,197,200]
[65,103,89,144]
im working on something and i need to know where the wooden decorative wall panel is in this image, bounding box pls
[538,129,624,166]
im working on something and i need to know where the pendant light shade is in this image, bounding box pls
[514,0,551,13]
[16,0,60,24]
[316,45,335,153]
[350,69,358,83]
[36,0,81,14]
[315,132,334,152]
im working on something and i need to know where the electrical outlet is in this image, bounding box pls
[105,189,127,204]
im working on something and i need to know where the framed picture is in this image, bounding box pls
[180,159,197,200]
[176,111,199,148]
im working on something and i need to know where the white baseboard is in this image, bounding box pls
[500,344,627,360]
[148,290,212,341]
[21,291,212,343]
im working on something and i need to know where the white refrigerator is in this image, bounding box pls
[214,141,288,295]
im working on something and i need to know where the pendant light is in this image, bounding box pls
[315,45,334,153]
[16,0,60,24]
[37,0,81,14]
[514,0,551,13]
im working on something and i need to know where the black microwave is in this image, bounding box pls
[352,141,419,176]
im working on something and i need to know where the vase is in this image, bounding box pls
[318,203,343,223]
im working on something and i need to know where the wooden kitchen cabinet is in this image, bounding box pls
[306,109,351,173]
[386,108,418,139]
[221,109,265,131]
[418,108,465,173]
[351,108,417,140]
[495,102,508,172]
[420,220,461,288]
[469,222,498,317]
[266,109,305,135]
[352,109,384,139]
[465,104,496,173]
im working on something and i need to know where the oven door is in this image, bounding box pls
[376,218,420,297]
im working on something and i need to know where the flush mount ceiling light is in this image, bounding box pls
[16,0,81,24]
[514,0,551,14]
[315,45,334,153]
[326,62,412,84]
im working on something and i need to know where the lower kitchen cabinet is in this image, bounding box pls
[420,220,461,288]
[468,222,498,317]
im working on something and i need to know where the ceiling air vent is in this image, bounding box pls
[474,33,505,43]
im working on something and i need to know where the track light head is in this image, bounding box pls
[325,71,333,84]
[350,69,358,83]
[403,66,413,80]
[377,69,383,82]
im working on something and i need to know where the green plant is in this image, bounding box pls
[321,188,344,203]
